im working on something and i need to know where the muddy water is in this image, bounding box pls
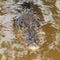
[0,0,60,60]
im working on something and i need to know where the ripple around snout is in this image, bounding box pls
[27,44,39,51]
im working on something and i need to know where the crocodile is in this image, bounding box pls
[14,9,43,46]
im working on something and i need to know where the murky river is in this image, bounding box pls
[0,0,60,60]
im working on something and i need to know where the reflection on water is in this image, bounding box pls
[0,0,60,60]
